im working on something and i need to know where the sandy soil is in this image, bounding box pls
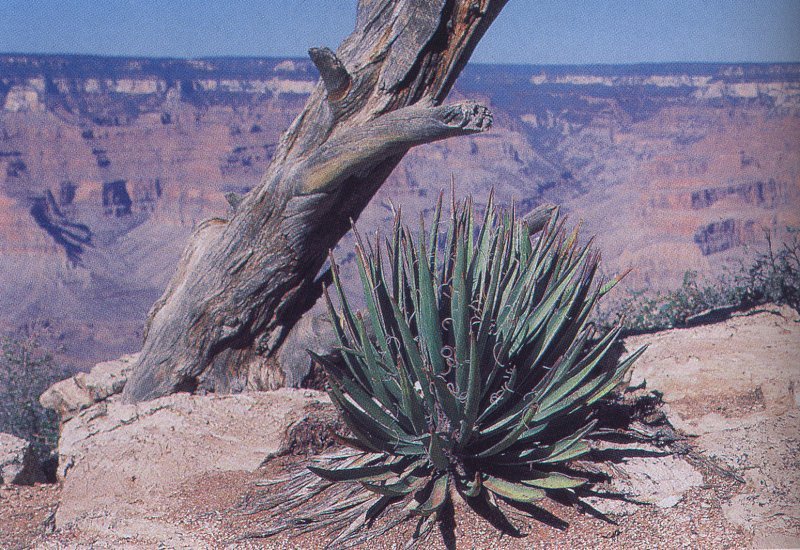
[17,455,747,550]
[0,483,58,549]
[168,455,752,549]
[0,457,752,550]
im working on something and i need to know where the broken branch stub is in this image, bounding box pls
[298,101,492,195]
[122,0,508,403]
[308,47,351,102]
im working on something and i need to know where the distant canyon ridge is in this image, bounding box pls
[1,55,798,370]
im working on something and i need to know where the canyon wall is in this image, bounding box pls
[1,55,798,369]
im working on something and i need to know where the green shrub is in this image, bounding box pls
[746,227,800,312]
[600,227,800,334]
[0,332,68,461]
[253,195,644,546]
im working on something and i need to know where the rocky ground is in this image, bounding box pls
[1,305,798,549]
[0,483,58,547]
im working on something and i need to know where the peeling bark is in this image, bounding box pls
[123,0,509,403]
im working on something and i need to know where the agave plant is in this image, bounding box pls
[249,194,644,547]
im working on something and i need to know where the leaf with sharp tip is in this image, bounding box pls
[451,232,470,393]
[532,363,625,426]
[428,191,443,276]
[392,440,426,456]
[355,245,391,359]
[476,403,536,458]
[327,258,358,339]
[483,475,546,503]
[467,191,495,282]
[413,474,449,516]
[326,376,406,450]
[353,313,395,410]
[599,267,633,297]
[538,439,591,464]
[532,327,623,420]
[336,375,408,439]
[308,462,396,482]
[416,236,445,375]
[526,329,592,406]
[520,472,587,489]
[389,212,401,292]
[330,431,378,454]
[585,345,647,405]
[361,478,415,497]
[336,410,387,454]
[535,421,596,464]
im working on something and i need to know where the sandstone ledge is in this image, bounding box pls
[39,354,138,422]
[53,388,330,545]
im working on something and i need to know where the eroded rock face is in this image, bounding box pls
[39,354,137,421]
[0,433,44,485]
[54,388,330,543]
[1,56,798,372]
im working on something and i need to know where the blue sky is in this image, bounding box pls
[1,0,798,64]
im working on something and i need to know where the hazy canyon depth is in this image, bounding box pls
[1,55,798,369]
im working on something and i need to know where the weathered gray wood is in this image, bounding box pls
[123,0,509,402]
[308,48,351,101]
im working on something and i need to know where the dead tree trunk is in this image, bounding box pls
[123,0,509,402]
